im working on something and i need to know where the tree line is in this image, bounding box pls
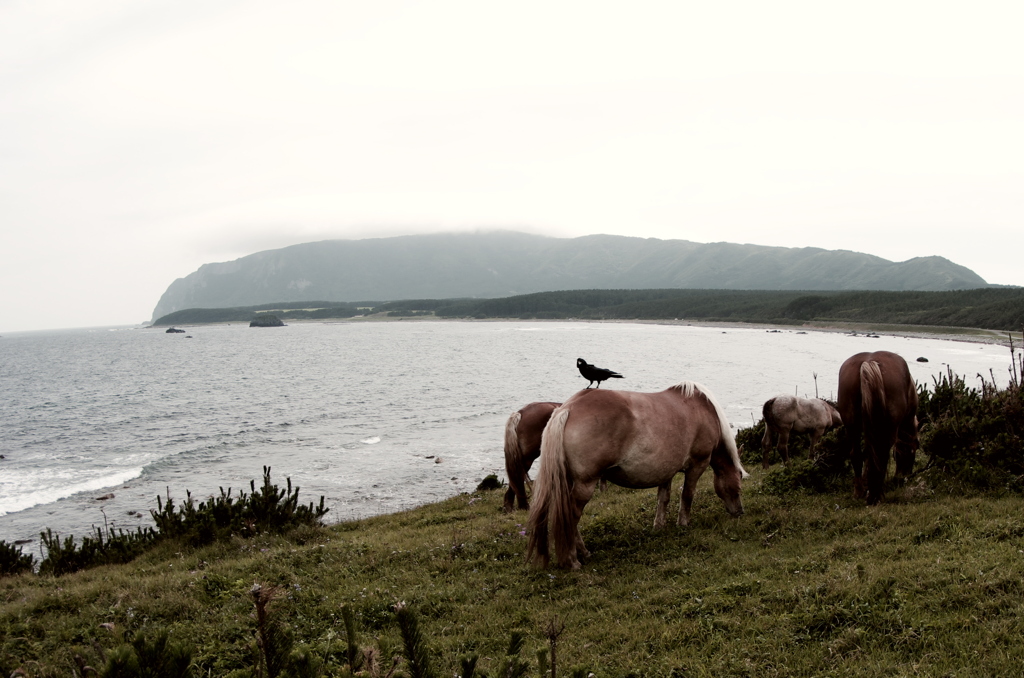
[155,288,1024,331]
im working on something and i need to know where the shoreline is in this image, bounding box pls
[161,314,1022,348]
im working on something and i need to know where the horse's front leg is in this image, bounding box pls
[894,415,918,479]
[654,482,671,529]
[677,460,709,527]
[777,428,791,465]
[808,427,824,461]
[761,425,774,469]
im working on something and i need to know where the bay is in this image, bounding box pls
[0,320,1014,548]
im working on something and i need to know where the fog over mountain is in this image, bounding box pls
[151,232,989,321]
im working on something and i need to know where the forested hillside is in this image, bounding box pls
[154,287,1024,332]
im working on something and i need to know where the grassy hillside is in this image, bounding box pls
[5,352,1022,677]
[3,471,1024,677]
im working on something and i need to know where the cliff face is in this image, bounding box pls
[151,231,989,321]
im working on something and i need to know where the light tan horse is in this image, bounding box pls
[837,351,919,504]
[503,401,561,511]
[527,382,747,570]
[761,395,843,468]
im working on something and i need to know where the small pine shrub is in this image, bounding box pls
[395,602,436,678]
[35,467,327,577]
[97,629,193,678]
[38,525,157,576]
[152,466,328,545]
[918,368,1024,493]
[475,474,504,491]
[0,540,35,577]
[251,583,293,678]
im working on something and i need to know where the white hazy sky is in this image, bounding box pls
[2,0,1022,333]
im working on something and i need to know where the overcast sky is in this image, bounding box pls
[2,0,1021,332]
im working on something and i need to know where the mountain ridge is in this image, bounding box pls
[151,231,989,321]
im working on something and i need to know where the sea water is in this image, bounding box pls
[0,320,1014,547]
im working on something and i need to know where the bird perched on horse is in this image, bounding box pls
[576,358,624,388]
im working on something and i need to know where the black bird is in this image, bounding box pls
[576,358,624,389]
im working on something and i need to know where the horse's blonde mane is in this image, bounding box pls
[670,381,749,478]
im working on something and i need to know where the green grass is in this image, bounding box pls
[3,470,1024,677]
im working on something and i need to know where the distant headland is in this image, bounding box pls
[151,231,992,322]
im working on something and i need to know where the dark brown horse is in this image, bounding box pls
[836,351,919,504]
[503,401,561,511]
[527,382,747,570]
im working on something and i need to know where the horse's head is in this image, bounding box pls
[712,446,745,517]
[713,466,745,517]
[896,416,920,452]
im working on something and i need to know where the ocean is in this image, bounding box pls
[0,320,1015,548]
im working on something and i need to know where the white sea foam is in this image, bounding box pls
[360,436,381,444]
[0,466,143,517]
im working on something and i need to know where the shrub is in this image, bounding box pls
[39,525,157,576]
[0,541,35,577]
[151,466,328,545]
[36,468,327,576]
[475,474,504,491]
[918,368,1024,493]
[99,629,194,678]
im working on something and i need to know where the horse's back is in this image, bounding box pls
[765,395,831,431]
[559,386,721,487]
[835,350,917,430]
[518,401,560,449]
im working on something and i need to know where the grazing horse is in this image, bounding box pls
[836,351,919,504]
[503,401,561,511]
[761,395,843,468]
[527,382,747,570]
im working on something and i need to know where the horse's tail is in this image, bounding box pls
[860,361,885,428]
[503,411,526,509]
[526,406,573,568]
[761,397,777,449]
[688,382,748,479]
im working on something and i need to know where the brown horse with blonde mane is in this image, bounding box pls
[527,382,747,570]
[837,351,919,504]
[503,401,561,511]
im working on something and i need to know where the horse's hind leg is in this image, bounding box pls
[654,482,671,529]
[503,487,517,512]
[565,481,597,569]
[864,432,892,505]
[505,471,529,512]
